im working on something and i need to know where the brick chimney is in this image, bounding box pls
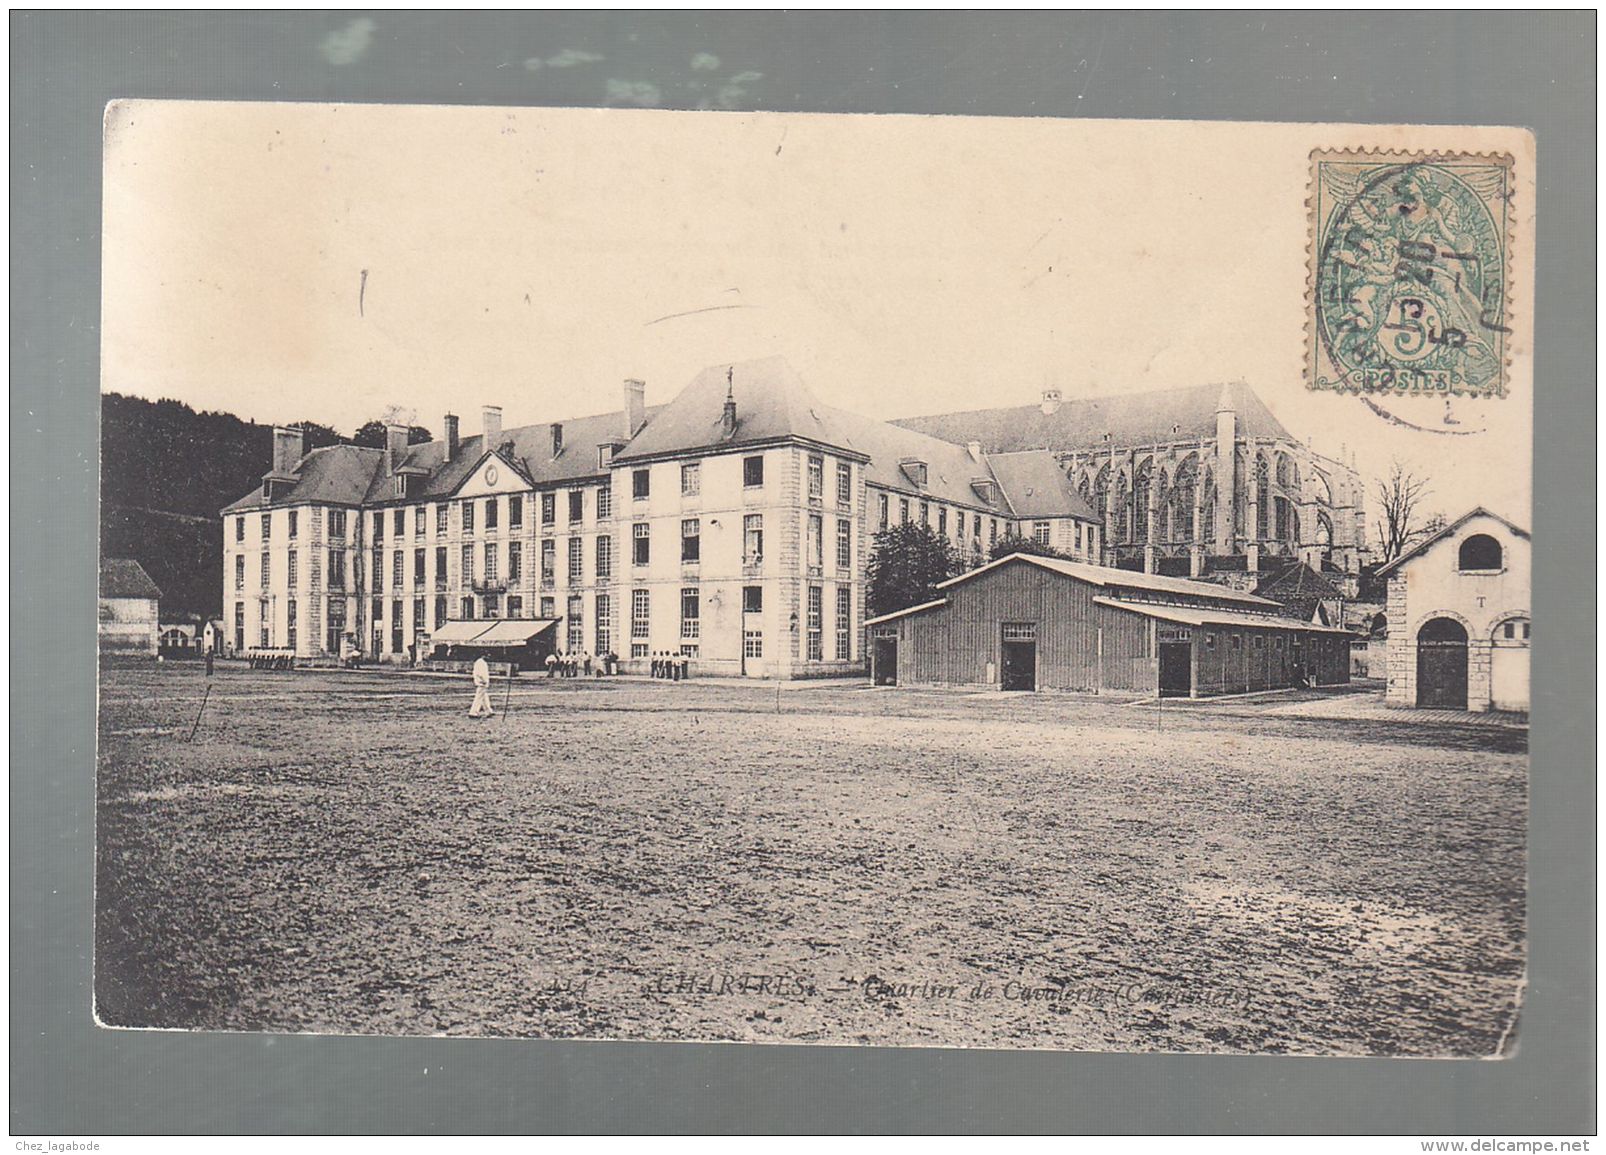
[384,422,410,474]
[550,422,564,458]
[721,381,737,440]
[271,426,304,476]
[443,413,459,463]
[623,379,646,440]
[482,405,503,447]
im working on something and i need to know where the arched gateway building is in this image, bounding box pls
[892,382,1369,583]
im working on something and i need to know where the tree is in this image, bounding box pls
[989,532,1065,563]
[866,523,961,618]
[352,420,433,448]
[289,420,344,452]
[1372,461,1435,564]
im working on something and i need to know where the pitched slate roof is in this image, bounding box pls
[937,552,1279,607]
[100,557,162,600]
[1373,506,1531,578]
[889,381,1292,454]
[613,356,855,464]
[983,450,1098,521]
[820,402,1014,515]
[222,444,384,513]
[1253,561,1345,625]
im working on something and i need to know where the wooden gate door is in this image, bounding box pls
[1416,618,1469,709]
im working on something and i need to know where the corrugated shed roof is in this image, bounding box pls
[1092,597,1355,635]
[889,381,1291,454]
[100,557,162,600]
[984,450,1098,520]
[939,553,1278,607]
[614,356,855,463]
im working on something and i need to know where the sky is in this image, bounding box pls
[101,102,1534,523]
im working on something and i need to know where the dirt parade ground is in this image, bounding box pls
[95,664,1527,1056]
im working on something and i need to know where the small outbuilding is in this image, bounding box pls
[866,554,1352,697]
[1376,507,1529,712]
[98,558,162,658]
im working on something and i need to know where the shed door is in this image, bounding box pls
[1158,643,1192,697]
[1416,617,1469,709]
[872,635,898,686]
[1000,623,1036,691]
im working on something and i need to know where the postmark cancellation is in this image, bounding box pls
[1308,149,1515,399]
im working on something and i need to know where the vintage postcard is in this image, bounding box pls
[96,103,1534,1056]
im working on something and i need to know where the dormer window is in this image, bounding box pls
[393,474,407,497]
[971,477,998,504]
[899,458,928,488]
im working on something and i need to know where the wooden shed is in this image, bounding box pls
[866,554,1352,697]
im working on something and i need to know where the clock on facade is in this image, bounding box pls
[485,465,498,486]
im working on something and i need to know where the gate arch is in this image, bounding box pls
[1416,616,1469,709]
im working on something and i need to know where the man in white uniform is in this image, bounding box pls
[469,654,495,718]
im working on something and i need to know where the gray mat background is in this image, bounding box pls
[11,11,1595,1135]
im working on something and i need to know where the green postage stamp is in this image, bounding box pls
[1308,150,1515,398]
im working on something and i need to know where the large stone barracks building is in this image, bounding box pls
[221,358,1365,677]
[220,357,1101,677]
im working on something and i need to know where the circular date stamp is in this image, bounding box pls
[1308,149,1514,404]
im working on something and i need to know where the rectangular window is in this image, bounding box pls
[391,599,404,653]
[632,642,649,659]
[462,501,475,535]
[567,596,584,650]
[372,511,385,543]
[392,550,404,590]
[329,509,346,540]
[540,596,555,618]
[878,493,889,530]
[509,495,523,529]
[596,483,612,519]
[434,596,447,629]
[681,587,700,638]
[393,509,405,537]
[744,514,764,565]
[568,537,583,583]
[235,554,246,591]
[595,594,612,655]
[261,512,272,541]
[1231,634,1242,651]
[413,548,425,589]
[807,514,823,572]
[633,523,650,566]
[287,509,298,538]
[682,518,700,563]
[937,507,948,537]
[596,535,613,579]
[412,597,424,637]
[414,506,426,538]
[919,500,929,527]
[681,462,701,496]
[744,630,763,659]
[806,585,823,661]
[631,589,650,638]
[632,469,650,500]
[507,594,522,618]
[1002,622,1037,640]
[371,547,383,591]
[1205,632,1216,649]
[742,585,763,614]
[260,551,271,589]
[483,592,500,618]
[897,498,909,525]
[743,456,764,488]
[507,541,522,582]
[541,491,556,526]
[837,462,853,506]
[989,519,999,545]
[235,516,245,543]
[808,455,824,499]
[483,542,498,583]
[1033,521,1051,546]
[436,504,448,536]
[835,586,851,660]
[461,543,474,584]
[973,514,982,540]
[328,548,345,592]
[234,602,245,650]
[259,599,270,648]
[485,498,499,532]
[1075,523,1083,552]
[435,546,448,589]
[836,519,852,569]
[461,596,475,620]
[286,598,297,650]
[541,539,555,583]
[569,490,583,523]
[287,549,298,587]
